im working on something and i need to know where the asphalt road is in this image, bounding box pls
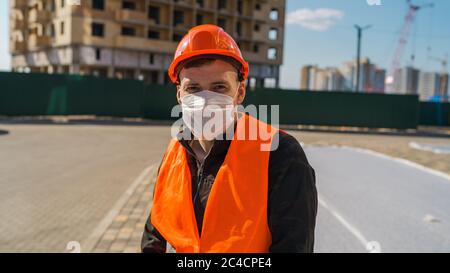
[306,146,450,253]
[1,123,449,252]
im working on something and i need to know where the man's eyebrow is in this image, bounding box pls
[185,82,200,87]
[210,81,229,85]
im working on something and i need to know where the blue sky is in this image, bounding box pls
[1,0,449,89]
[282,0,450,88]
[0,0,10,73]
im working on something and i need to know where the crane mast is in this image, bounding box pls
[385,0,434,93]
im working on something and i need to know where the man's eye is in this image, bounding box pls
[214,85,227,91]
[186,87,199,92]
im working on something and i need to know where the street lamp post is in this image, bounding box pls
[354,24,372,92]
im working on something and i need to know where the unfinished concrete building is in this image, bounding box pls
[9,0,285,88]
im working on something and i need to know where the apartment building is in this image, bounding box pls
[9,0,285,88]
[418,72,440,101]
[393,66,420,95]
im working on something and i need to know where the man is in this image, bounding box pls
[141,24,317,253]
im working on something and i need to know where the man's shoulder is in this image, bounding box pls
[270,130,311,167]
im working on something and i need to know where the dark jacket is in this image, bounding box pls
[141,127,318,253]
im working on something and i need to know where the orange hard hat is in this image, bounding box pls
[168,24,249,84]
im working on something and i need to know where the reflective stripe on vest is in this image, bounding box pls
[151,113,278,253]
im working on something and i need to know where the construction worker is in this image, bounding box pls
[141,24,317,253]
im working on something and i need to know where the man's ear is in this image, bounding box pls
[236,81,246,105]
[176,84,182,104]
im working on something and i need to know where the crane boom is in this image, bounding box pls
[385,0,434,92]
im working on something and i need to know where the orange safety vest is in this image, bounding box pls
[151,113,278,253]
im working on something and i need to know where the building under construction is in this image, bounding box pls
[9,0,285,88]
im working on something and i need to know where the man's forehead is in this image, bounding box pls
[181,75,231,85]
[180,65,238,84]
[180,60,237,81]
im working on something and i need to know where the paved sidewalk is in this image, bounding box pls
[0,123,167,253]
[91,166,158,253]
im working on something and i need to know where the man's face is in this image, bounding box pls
[176,59,246,105]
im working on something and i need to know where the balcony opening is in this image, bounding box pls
[236,21,242,36]
[238,41,251,51]
[217,18,226,29]
[269,8,279,21]
[50,24,55,38]
[267,48,277,60]
[122,1,136,10]
[268,28,278,40]
[121,26,136,36]
[173,10,184,26]
[264,78,277,89]
[217,0,227,11]
[148,30,160,39]
[249,77,257,90]
[115,69,134,80]
[92,0,105,10]
[149,53,155,65]
[91,22,104,37]
[196,14,203,25]
[237,0,243,14]
[148,6,160,24]
[173,34,183,42]
[98,68,108,78]
[95,48,101,60]
[196,0,204,8]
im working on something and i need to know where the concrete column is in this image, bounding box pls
[47,65,55,74]
[135,69,141,80]
[256,78,265,88]
[56,66,64,74]
[107,66,115,78]
[70,64,80,74]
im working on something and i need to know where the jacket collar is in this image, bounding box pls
[176,121,237,160]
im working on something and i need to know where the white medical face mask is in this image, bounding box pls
[181,90,237,140]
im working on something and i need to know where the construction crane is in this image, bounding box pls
[428,54,449,99]
[428,54,448,74]
[385,0,434,92]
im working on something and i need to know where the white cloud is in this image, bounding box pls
[287,8,345,31]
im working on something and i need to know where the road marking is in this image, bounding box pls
[318,195,382,253]
[409,142,450,155]
[79,164,157,253]
[423,214,441,223]
[327,146,450,183]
